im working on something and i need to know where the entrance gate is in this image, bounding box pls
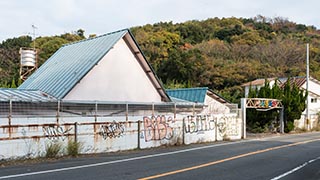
[241,98,284,139]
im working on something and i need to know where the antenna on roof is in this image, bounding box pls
[19,25,38,81]
[31,24,37,50]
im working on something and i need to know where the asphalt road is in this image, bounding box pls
[1,132,320,180]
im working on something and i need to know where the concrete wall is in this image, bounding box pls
[295,114,319,130]
[63,38,162,102]
[0,113,242,160]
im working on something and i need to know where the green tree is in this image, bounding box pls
[282,78,307,132]
[215,24,245,43]
[0,48,20,85]
[271,79,282,99]
[0,36,32,49]
[132,29,181,71]
[247,78,307,133]
[176,21,206,44]
[157,48,207,87]
[10,78,17,88]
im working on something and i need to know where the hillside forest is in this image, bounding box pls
[1,15,320,104]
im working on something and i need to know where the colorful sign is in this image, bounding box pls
[246,98,282,109]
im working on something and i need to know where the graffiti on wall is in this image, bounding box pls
[43,125,73,141]
[143,115,174,142]
[216,117,227,136]
[225,116,239,136]
[184,115,215,134]
[99,121,125,139]
[216,116,239,137]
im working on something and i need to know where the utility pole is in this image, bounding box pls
[306,43,310,130]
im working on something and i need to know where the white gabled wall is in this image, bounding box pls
[63,38,162,102]
[301,80,320,114]
[202,94,230,114]
[293,80,320,129]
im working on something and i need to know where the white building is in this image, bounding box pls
[241,78,280,98]
[166,87,235,115]
[287,77,320,129]
[18,29,170,103]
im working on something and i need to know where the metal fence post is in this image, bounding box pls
[74,122,78,143]
[182,117,185,145]
[126,103,128,121]
[137,120,141,149]
[8,98,12,127]
[95,101,98,122]
[56,100,60,124]
[215,118,218,141]
[174,103,176,120]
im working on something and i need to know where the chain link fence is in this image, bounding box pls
[0,100,209,125]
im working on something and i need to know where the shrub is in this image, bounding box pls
[249,122,267,133]
[223,134,231,141]
[67,140,82,157]
[45,142,62,158]
[285,121,295,133]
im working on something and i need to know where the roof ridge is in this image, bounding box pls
[62,28,129,47]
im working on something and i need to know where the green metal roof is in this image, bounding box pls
[169,96,193,103]
[166,87,208,103]
[18,29,128,99]
[0,88,56,102]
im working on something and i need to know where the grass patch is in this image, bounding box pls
[45,142,63,158]
[67,140,82,157]
[294,127,308,133]
[223,134,231,141]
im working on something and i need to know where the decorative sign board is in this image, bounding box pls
[246,98,282,109]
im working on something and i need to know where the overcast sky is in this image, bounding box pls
[0,0,319,42]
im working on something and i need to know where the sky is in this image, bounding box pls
[0,0,319,42]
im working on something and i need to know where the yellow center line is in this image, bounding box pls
[138,138,320,180]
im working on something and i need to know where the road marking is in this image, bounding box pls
[0,140,250,179]
[270,156,320,180]
[138,138,320,180]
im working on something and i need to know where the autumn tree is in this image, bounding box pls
[0,16,320,103]
[132,28,181,71]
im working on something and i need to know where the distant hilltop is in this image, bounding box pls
[1,15,320,103]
